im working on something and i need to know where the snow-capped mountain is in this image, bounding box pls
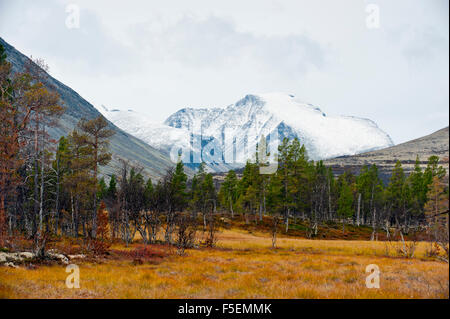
[101,93,393,172]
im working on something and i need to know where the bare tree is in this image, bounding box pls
[175,213,197,255]
[204,201,218,248]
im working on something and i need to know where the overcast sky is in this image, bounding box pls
[0,0,448,144]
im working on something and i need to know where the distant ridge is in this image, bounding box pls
[324,127,449,182]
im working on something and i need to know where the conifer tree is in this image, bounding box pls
[107,175,117,200]
[237,161,257,224]
[218,170,238,218]
[171,160,188,212]
[356,164,383,232]
[386,161,411,230]
[98,177,108,200]
[143,177,154,210]
[337,179,353,233]
[408,156,426,217]
[78,116,115,238]
[277,138,294,231]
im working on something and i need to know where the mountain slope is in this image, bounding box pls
[0,37,175,179]
[324,126,449,182]
[103,93,393,172]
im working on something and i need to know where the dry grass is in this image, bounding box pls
[0,229,448,299]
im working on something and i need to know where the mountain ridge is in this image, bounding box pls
[324,126,449,183]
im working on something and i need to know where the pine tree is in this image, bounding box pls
[78,116,115,238]
[337,179,353,233]
[143,177,154,210]
[98,177,108,200]
[356,164,383,233]
[288,139,310,222]
[171,160,188,212]
[50,136,71,235]
[408,156,426,217]
[266,174,283,217]
[189,174,200,216]
[65,130,96,238]
[277,138,294,231]
[218,170,238,218]
[236,161,257,224]
[424,156,446,183]
[107,175,117,200]
[386,161,411,229]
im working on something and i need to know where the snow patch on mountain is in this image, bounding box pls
[100,93,393,172]
[99,105,192,154]
[164,93,393,160]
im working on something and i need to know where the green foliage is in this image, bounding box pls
[386,161,412,225]
[337,179,353,220]
[143,177,154,210]
[218,170,238,214]
[98,177,108,200]
[107,174,117,200]
[190,162,216,214]
[171,160,188,211]
[407,156,426,216]
[356,164,383,222]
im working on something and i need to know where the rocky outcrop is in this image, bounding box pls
[0,250,86,268]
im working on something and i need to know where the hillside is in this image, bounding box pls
[0,37,176,179]
[324,126,449,182]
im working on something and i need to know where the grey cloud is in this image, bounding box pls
[387,24,448,65]
[131,15,326,79]
[403,27,448,61]
[0,0,137,76]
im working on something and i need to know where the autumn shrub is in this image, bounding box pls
[82,202,111,256]
[112,245,168,264]
[2,232,30,252]
[48,237,82,255]
[175,214,197,255]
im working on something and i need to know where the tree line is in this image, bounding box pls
[218,137,448,255]
[223,138,448,231]
[0,44,448,261]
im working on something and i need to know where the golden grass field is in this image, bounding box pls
[0,228,448,299]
